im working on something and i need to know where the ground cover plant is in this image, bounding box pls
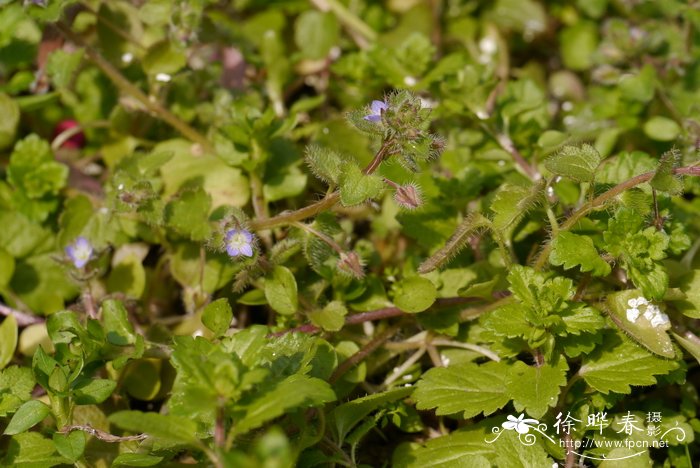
[1,0,700,466]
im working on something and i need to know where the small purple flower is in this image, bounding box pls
[66,237,93,269]
[364,100,388,123]
[225,229,254,257]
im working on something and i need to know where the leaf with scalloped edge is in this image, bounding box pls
[549,231,611,277]
[414,361,510,418]
[579,332,678,394]
[506,359,568,419]
[544,144,601,182]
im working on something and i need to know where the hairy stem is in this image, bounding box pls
[250,140,393,231]
[533,165,700,270]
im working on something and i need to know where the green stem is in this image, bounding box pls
[309,0,377,47]
[292,221,344,254]
[50,394,71,429]
[532,165,700,271]
[250,139,392,231]
[56,23,214,153]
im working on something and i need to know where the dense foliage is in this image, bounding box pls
[1,0,700,466]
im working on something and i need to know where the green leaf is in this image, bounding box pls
[263,166,307,202]
[230,374,336,437]
[0,366,35,417]
[142,40,186,76]
[644,116,680,142]
[2,432,67,466]
[12,253,80,314]
[483,304,535,338]
[603,208,670,299]
[52,430,86,462]
[308,300,347,332]
[164,187,212,241]
[0,92,20,150]
[202,298,233,336]
[506,359,568,419]
[392,277,437,313]
[102,299,136,346]
[0,247,15,288]
[294,10,339,60]
[672,332,700,365]
[264,266,298,315]
[339,163,384,206]
[605,290,675,358]
[579,332,678,393]
[649,148,682,195]
[560,306,605,335]
[676,269,700,318]
[618,64,655,102]
[544,144,602,182]
[73,379,117,405]
[492,429,553,468]
[108,411,199,445]
[414,361,510,418]
[112,453,164,467]
[490,182,542,232]
[560,21,598,70]
[122,359,161,401]
[398,429,492,468]
[549,231,611,276]
[0,314,18,370]
[46,49,84,88]
[332,387,413,445]
[8,134,68,200]
[305,144,347,185]
[0,210,52,257]
[4,399,51,435]
[158,139,249,209]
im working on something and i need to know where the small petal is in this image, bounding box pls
[364,114,381,122]
[240,244,253,257]
[502,421,517,430]
[370,100,387,114]
[626,307,640,323]
[227,245,240,257]
[650,312,670,328]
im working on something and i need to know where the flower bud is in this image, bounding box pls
[394,183,423,210]
[337,251,364,279]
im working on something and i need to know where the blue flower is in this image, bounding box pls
[225,229,254,257]
[66,237,93,268]
[364,100,388,123]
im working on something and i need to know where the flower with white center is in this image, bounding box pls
[65,237,93,269]
[224,229,254,257]
[502,413,539,434]
[364,99,388,123]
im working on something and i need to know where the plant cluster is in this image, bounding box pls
[1,0,700,467]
